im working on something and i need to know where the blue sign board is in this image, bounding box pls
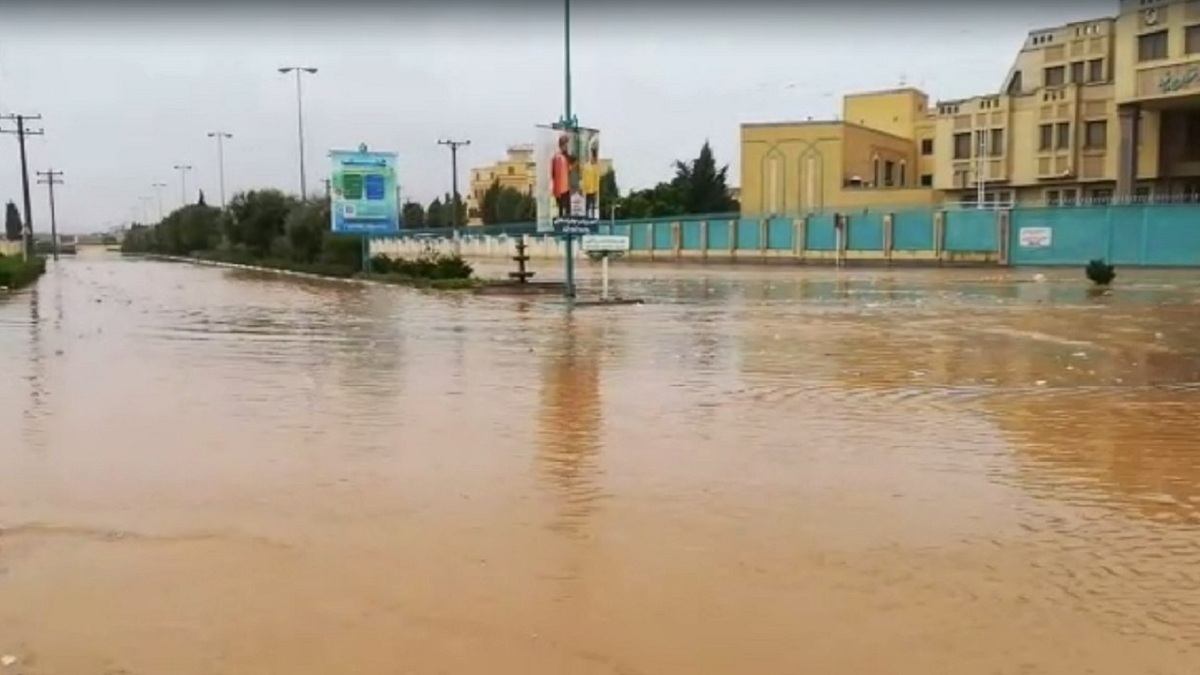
[552,217,598,236]
[330,149,400,234]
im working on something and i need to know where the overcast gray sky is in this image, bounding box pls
[0,0,1108,233]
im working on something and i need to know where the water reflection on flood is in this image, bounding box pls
[0,254,1198,674]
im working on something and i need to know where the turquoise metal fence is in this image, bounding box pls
[391,203,1200,267]
[1008,204,1200,267]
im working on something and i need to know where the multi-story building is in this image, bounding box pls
[465,145,613,225]
[740,0,1200,215]
[465,145,537,225]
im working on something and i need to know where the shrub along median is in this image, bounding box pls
[0,254,46,291]
[119,188,479,290]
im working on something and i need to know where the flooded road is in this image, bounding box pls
[2,252,1199,674]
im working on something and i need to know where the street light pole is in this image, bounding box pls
[278,66,318,199]
[207,131,232,208]
[173,164,193,207]
[560,0,579,300]
[140,196,154,224]
[436,139,470,230]
[151,182,167,220]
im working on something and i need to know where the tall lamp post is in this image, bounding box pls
[151,182,167,220]
[278,66,318,199]
[140,196,155,224]
[559,0,580,300]
[207,131,233,208]
[173,164,193,207]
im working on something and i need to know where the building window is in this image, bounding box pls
[1090,188,1113,205]
[1185,112,1200,160]
[899,161,907,187]
[1044,65,1066,87]
[1039,124,1054,151]
[1061,189,1078,205]
[1056,122,1072,149]
[1085,120,1108,149]
[1088,59,1105,82]
[506,166,515,175]
[1134,186,1152,202]
[920,174,933,187]
[1046,189,1060,206]
[1138,30,1169,62]
[1070,61,1085,84]
[953,132,972,159]
[884,160,895,187]
[989,128,1004,156]
[873,157,881,186]
[921,138,934,155]
[1187,25,1200,54]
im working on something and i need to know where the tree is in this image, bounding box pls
[225,189,298,256]
[671,141,738,215]
[198,190,207,207]
[479,180,536,225]
[610,142,738,219]
[426,197,445,228]
[4,201,20,241]
[285,200,330,263]
[401,200,425,228]
[618,183,685,219]
[598,169,620,221]
[444,192,467,228]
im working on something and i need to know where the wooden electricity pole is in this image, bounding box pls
[36,169,64,260]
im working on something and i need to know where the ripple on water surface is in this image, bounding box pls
[0,257,1198,673]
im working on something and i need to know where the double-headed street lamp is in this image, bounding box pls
[278,66,318,199]
[151,182,167,220]
[207,131,233,208]
[173,164,193,207]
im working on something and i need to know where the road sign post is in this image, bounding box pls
[580,234,630,301]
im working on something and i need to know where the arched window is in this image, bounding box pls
[767,154,782,215]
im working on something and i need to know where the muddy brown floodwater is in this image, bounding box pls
[1,252,1199,674]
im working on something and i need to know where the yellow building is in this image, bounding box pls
[740,0,1200,215]
[465,145,613,225]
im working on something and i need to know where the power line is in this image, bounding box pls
[35,169,64,261]
[0,113,45,261]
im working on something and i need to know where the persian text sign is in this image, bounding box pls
[329,149,399,234]
[580,234,630,252]
[552,217,598,236]
[1018,226,1052,248]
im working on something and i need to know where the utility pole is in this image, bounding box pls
[173,164,193,207]
[0,113,45,261]
[207,131,232,208]
[436,138,470,230]
[151,182,167,220]
[559,0,579,300]
[278,67,318,199]
[35,169,63,261]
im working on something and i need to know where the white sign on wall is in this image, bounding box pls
[580,234,630,253]
[1019,227,1052,248]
